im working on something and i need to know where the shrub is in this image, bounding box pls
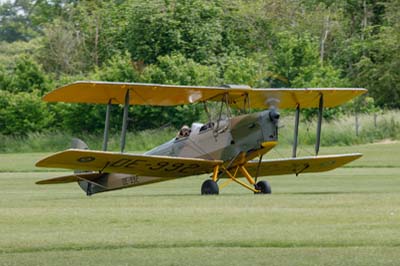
[0,90,54,135]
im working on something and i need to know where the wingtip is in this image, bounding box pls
[35,160,45,168]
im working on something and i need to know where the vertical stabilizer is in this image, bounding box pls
[70,138,93,195]
[71,138,89,150]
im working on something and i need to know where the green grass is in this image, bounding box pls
[1,143,400,265]
[0,153,53,172]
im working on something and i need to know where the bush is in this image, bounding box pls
[0,55,49,94]
[141,53,220,85]
[0,90,54,135]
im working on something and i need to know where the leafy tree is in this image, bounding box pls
[141,53,220,85]
[55,103,106,134]
[1,0,400,136]
[221,54,271,87]
[292,64,349,88]
[352,1,400,108]
[0,1,36,42]
[268,32,320,87]
[65,1,130,67]
[38,19,89,76]
[125,0,225,64]
[0,0,77,42]
[0,90,54,135]
[91,51,141,82]
[0,40,40,67]
[0,55,49,94]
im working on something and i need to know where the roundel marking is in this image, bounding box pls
[77,156,96,163]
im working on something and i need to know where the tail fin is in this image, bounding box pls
[71,138,89,176]
[71,138,89,150]
[70,138,95,195]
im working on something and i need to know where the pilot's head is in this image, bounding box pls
[180,125,191,136]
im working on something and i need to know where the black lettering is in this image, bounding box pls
[110,158,131,167]
[131,176,139,184]
[121,175,139,186]
[179,163,200,173]
[125,159,147,168]
[149,161,169,170]
[164,163,184,172]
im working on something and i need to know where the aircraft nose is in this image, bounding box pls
[269,109,280,124]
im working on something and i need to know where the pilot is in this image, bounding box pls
[177,125,191,138]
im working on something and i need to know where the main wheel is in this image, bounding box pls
[254,180,271,194]
[201,180,219,195]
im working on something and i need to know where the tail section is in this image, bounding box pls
[78,173,170,196]
[68,138,169,196]
[36,172,172,196]
[36,138,200,196]
[70,138,97,195]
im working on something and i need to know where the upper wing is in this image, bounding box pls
[245,88,366,109]
[243,153,362,177]
[43,81,226,106]
[36,149,222,178]
[43,81,366,109]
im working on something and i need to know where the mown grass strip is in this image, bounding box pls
[3,240,400,255]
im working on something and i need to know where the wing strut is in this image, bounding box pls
[120,89,130,153]
[254,155,263,183]
[102,99,112,151]
[292,104,300,158]
[315,94,324,155]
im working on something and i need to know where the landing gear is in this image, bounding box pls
[201,180,219,195]
[201,164,271,195]
[254,180,271,194]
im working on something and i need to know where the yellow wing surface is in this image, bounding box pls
[36,149,223,178]
[243,153,362,177]
[43,81,367,109]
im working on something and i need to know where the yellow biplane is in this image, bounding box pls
[36,82,366,195]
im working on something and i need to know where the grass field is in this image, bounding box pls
[0,142,400,265]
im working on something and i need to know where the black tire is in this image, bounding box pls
[254,180,271,194]
[201,180,219,195]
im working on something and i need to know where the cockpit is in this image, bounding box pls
[176,125,191,139]
[175,120,227,140]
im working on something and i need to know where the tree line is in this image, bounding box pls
[0,0,398,136]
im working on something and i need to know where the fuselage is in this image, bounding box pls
[145,109,279,165]
[78,109,280,195]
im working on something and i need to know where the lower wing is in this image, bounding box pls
[36,149,222,178]
[243,153,362,177]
